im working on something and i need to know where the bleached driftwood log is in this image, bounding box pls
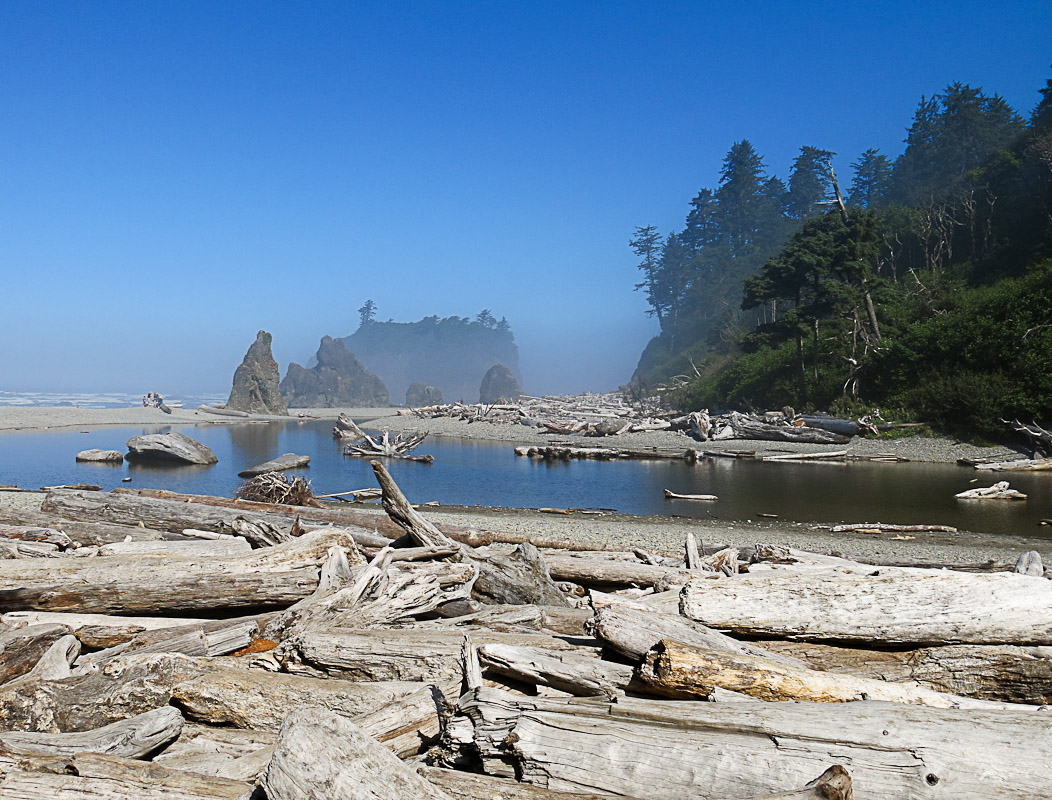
[0,751,252,799]
[41,489,391,549]
[0,623,72,683]
[478,643,635,697]
[955,480,1027,500]
[760,639,1052,704]
[151,723,277,780]
[637,639,992,708]
[277,627,579,683]
[544,552,699,588]
[663,489,717,501]
[680,568,1052,645]
[261,707,456,800]
[446,687,1052,798]
[0,706,182,758]
[587,599,805,668]
[170,663,425,732]
[0,529,357,615]
[1,612,212,649]
[724,413,850,444]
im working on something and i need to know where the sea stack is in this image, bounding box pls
[227,330,289,415]
[280,336,390,407]
[405,382,442,407]
[479,364,522,404]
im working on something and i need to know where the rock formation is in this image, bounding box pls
[227,331,288,415]
[125,433,218,465]
[479,364,522,404]
[75,449,124,463]
[405,383,442,407]
[280,337,389,408]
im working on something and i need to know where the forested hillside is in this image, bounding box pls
[632,73,1052,436]
[340,304,520,403]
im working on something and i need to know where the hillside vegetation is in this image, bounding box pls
[631,73,1052,437]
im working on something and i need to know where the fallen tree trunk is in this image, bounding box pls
[0,751,252,799]
[0,529,356,615]
[0,706,183,758]
[637,639,989,708]
[42,489,391,549]
[680,568,1052,645]
[478,643,635,697]
[544,552,699,589]
[446,686,1051,798]
[725,414,850,444]
[760,639,1052,704]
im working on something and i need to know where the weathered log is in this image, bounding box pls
[5,634,79,686]
[829,522,958,534]
[545,552,699,588]
[0,623,72,684]
[448,686,1052,798]
[0,706,182,758]
[76,618,259,666]
[198,404,250,417]
[277,627,579,683]
[638,639,989,708]
[95,538,251,557]
[0,506,169,546]
[0,529,353,615]
[237,453,311,477]
[1015,550,1044,576]
[725,413,850,444]
[479,643,635,696]
[41,489,391,549]
[261,708,456,800]
[587,599,805,668]
[955,480,1027,500]
[2,612,212,649]
[0,652,204,732]
[973,457,1052,471]
[351,682,446,758]
[663,489,717,501]
[0,751,252,798]
[170,663,425,731]
[151,723,277,781]
[762,450,849,462]
[760,639,1052,704]
[680,568,1052,645]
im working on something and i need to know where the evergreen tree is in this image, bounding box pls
[787,147,835,219]
[629,225,666,321]
[357,299,377,328]
[847,149,893,207]
[476,309,496,328]
[717,140,768,251]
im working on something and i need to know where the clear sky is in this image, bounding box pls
[1,1,1049,397]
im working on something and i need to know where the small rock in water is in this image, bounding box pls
[76,449,124,464]
[126,432,218,465]
[122,477,132,482]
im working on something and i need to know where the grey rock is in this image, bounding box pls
[238,453,311,478]
[479,364,522,404]
[405,382,442,407]
[227,330,289,415]
[126,433,218,465]
[280,336,389,408]
[75,449,124,464]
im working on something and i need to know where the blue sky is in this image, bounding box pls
[1,1,1049,397]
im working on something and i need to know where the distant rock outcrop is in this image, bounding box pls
[126,432,218,465]
[281,336,390,408]
[227,331,288,415]
[479,364,522,404]
[405,382,443,407]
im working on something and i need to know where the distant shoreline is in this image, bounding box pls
[0,404,1021,466]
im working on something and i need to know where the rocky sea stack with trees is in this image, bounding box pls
[631,75,1052,439]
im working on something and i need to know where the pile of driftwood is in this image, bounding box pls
[404,393,885,445]
[0,468,1050,798]
[334,414,433,463]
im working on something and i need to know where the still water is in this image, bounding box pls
[0,419,1049,538]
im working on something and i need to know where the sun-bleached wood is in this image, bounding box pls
[261,707,456,800]
[0,706,182,758]
[680,568,1052,645]
[479,643,634,696]
[638,639,993,708]
[449,687,1051,798]
[0,623,71,684]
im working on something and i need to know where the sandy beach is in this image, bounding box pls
[0,403,1046,567]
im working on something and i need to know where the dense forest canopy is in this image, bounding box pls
[631,72,1052,437]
